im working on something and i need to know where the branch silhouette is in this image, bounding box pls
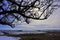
[0,0,60,28]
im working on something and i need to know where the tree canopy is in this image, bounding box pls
[0,0,60,28]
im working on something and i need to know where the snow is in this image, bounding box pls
[0,36,21,40]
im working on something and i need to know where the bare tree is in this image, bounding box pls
[0,0,60,28]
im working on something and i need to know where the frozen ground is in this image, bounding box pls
[0,36,21,40]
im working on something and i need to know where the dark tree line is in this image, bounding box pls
[0,0,60,28]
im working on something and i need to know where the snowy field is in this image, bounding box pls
[0,36,21,40]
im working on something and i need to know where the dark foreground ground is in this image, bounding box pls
[0,30,60,40]
[20,32,60,40]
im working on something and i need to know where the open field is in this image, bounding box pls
[0,30,60,40]
[18,32,60,40]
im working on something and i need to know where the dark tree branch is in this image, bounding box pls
[0,0,59,28]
